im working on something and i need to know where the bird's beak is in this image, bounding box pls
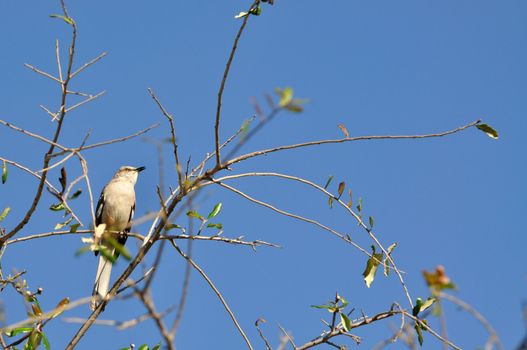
[135,166,146,172]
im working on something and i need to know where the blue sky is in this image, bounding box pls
[0,1,526,349]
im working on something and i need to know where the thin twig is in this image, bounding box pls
[213,181,368,255]
[147,88,184,188]
[169,240,254,350]
[162,234,279,250]
[402,311,461,350]
[227,120,481,167]
[137,291,175,350]
[0,157,60,194]
[65,90,105,113]
[170,197,194,338]
[211,172,410,303]
[71,52,108,78]
[51,123,159,157]
[23,63,62,84]
[278,324,297,349]
[255,318,273,350]
[1,297,92,332]
[214,1,259,166]
[0,5,77,246]
[439,292,504,350]
[0,120,68,151]
[55,39,63,82]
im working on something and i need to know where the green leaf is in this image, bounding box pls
[49,14,75,25]
[285,105,302,113]
[151,344,161,350]
[369,216,374,229]
[105,237,132,260]
[327,196,334,208]
[138,345,149,350]
[285,103,303,113]
[311,303,337,313]
[337,295,349,309]
[75,244,93,257]
[41,332,51,350]
[356,197,362,214]
[337,182,345,199]
[414,322,424,346]
[362,246,383,288]
[412,298,423,316]
[206,222,223,229]
[276,87,293,108]
[69,189,82,200]
[98,246,117,264]
[413,297,436,317]
[165,223,182,231]
[476,123,498,139]
[249,5,262,15]
[0,207,11,222]
[55,216,73,230]
[340,313,352,332]
[69,223,80,233]
[186,210,204,221]
[207,203,222,219]
[383,243,397,276]
[420,297,436,313]
[26,330,42,350]
[2,160,7,184]
[239,118,253,141]
[323,175,333,190]
[5,327,33,337]
[49,203,66,212]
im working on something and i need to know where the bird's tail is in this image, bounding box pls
[90,254,113,310]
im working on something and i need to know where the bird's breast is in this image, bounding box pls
[101,181,136,232]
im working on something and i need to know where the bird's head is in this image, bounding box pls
[114,165,145,184]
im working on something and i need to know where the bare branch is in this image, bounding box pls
[0,119,68,151]
[212,180,369,256]
[55,39,63,81]
[137,291,175,350]
[23,63,62,84]
[148,88,184,188]
[211,172,411,304]
[214,1,259,166]
[439,292,504,350]
[0,157,60,194]
[52,123,159,157]
[71,52,108,78]
[402,311,461,350]
[163,234,280,250]
[227,120,481,167]
[255,318,273,350]
[0,6,78,245]
[169,240,254,350]
[65,90,106,113]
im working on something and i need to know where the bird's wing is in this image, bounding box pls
[95,188,106,227]
[94,188,106,256]
[114,201,134,259]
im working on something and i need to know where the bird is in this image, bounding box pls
[90,165,145,310]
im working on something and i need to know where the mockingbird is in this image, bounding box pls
[90,165,145,310]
